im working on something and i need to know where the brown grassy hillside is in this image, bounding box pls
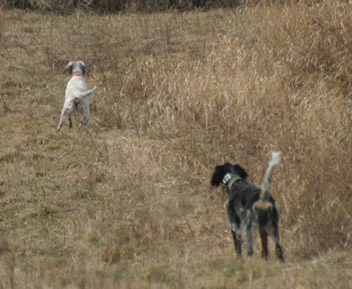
[0,2,352,288]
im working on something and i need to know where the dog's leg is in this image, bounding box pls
[231,224,242,256]
[241,221,253,257]
[259,229,268,259]
[80,103,90,129]
[276,243,284,262]
[274,233,284,262]
[254,203,271,259]
[80,114,89,129]
[57,110,66,131]
[69,117,73,128]
[81,119,89,129]
[228,201,242,256]
[271,224,284,262]
[57,102,74,131]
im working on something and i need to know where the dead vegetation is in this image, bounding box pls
[0,1,352,288]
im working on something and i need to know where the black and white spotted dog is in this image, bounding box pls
[211,151,284,261]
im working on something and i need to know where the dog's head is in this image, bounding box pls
[210,163,248,187]
[65,60,87,75]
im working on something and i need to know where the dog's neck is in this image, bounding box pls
[72,73,83,78]
[221,172,241,194]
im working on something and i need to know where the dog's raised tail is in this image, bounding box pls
[74,86,97,101]
[260,150,282,202]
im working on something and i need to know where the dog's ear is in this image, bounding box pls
[65,61,74,74]
[234,164,248,179]
[78,61,87,75]
[210,165,226,187]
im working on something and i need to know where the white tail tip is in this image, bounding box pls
[269,150,282,167]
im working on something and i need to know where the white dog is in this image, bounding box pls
[57,60,96,131]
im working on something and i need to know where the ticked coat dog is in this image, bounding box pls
[57,60,96,131]
[211,151,284,261]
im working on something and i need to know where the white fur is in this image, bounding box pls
[260,150,282,200]
[57,61,96,131]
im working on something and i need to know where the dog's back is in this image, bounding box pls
[230,179,278,231]
[230,180,261,210]
[64,75,95,109]
[65,75,89,99]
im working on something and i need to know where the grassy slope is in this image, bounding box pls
[0,2,352,288]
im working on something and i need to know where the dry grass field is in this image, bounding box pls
[1,1,352,288]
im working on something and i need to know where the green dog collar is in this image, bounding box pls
[221,172,239,194]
